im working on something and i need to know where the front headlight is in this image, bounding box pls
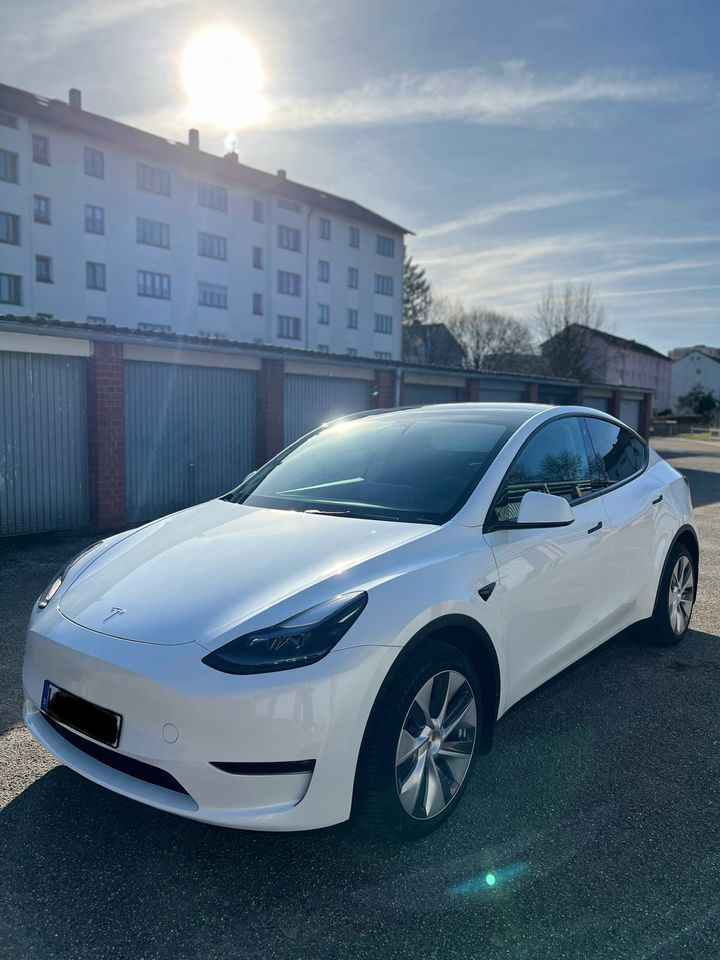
[201,592,368,674]
[37,541,103,609]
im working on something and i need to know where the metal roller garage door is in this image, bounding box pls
[480,381,526,403]
[125,361,256,523]
[584,396,610,413]
[619,399,641,432]
[403,383,461,405]
[0,351,89,536]
[284,374,372,444]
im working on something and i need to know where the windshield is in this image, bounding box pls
[224,409,529,524]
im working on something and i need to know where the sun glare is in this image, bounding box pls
[182,27,267,129]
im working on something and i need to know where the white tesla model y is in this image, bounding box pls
[23,404,698,839]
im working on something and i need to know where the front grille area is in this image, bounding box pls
[44,714,189,796]
[210,759,316,775]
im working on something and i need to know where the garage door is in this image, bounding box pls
[584,396,610,413]
[619,399,641,432]
[0,351,89,536]
[125,361,256,523]
[284,374,372,444]
[403,383,461,405]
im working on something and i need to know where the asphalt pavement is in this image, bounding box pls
[1,437,719,960]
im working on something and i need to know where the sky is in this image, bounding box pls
[3,0,718,353]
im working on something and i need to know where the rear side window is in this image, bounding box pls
[491,416,592,524]
[584,418,647,487]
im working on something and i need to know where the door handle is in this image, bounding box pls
[587,521,603,534]
[652,494,663,505]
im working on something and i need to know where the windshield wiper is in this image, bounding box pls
[303,507,404,521]
[303,508,352,516]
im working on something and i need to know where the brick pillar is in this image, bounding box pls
[256,358,285,465]
[372,369,396,408]
[464,378,481,402]
[573,386,585,406]
[525,382,539,403]
[609,389,621,418]
[640,392,653,439]
[87,341,126,530]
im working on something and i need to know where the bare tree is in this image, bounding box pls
[439,300,535,371]
[534,282,608,380]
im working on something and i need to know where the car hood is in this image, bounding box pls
[59,499,433,645]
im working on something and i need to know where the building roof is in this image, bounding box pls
[0,81,411,236]
[675,348,720,365]
[579,325,671,361]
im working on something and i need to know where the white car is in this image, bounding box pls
[23,404,698,839]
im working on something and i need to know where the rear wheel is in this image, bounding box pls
[640,542,696,647]
[354,640,482,840]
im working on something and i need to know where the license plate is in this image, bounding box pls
[42,681,122,748]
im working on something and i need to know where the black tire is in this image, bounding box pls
[639,542,697,647]
[353,639,482,840]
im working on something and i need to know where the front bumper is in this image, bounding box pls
[23,611,399,830]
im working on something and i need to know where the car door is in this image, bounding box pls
[583,416,662,628]
[483,415,615,707]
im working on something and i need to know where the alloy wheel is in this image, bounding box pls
[668,554,694,635]
[395,669,477,820]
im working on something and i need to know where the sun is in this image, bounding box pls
[182,27,267,129]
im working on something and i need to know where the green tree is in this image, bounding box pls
[677,385,718,422]
[402,254,432,326]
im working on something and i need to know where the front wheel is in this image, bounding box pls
[353,639,482,840]
[640,542,697,647]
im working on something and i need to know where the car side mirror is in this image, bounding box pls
[515,490,575,528]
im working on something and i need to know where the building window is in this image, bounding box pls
[0,274,22,305]
[138,322,171,333]
[347,308,358,329]
[253,199,265,222]
[136,162,171,196]
[319,217,331,240]
[374,351,392,360]
[349,225,360,248]
[32,134,50,165]
[198,181,228,211]
[0,111,18,128]
[137,217,170,248]
[277,315,301,340]
[198,282,227,309]
[318,260,330,282]
[277,270,301,296]
[0,212,20,245]
[198,231,227,260]
[375,274,394,296]
[376,235,395,257]
[347,347,358,357]
[318,303,330,324]
[137,269,170,299]
[347,267,358,289]
[374,313,393,333]
[252,293,264,315]
[252,246,263,269]
[35,255,53,283]
[278,198,301,212]
[318,344,329,353]
[84,204,105,234]
[86,261,106,290]
[84,147,104,178]
[33,195,51,224]
[0,149,19,183]
[277,224,301,252]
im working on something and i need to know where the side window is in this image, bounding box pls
[492,417,592,524]
[584,418,647,487]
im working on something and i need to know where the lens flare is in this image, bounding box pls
[182,27,267,128]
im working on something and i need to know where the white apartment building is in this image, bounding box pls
[670,348,720,410]
[0,83,407,360]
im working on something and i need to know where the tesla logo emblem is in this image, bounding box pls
[103,607,126,623]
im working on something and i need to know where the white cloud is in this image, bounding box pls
[265,62,711,131]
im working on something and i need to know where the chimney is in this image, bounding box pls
[276,168,287,180]
[224,150,239,162]
[68,88,82,109]
[188,128,200,150]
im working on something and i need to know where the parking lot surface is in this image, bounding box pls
[1,437,719,960]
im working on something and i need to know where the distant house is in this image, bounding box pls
[670,349,720,411]
[402,322,464,367]
[669,344,720,361]
[540,324,672,413]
